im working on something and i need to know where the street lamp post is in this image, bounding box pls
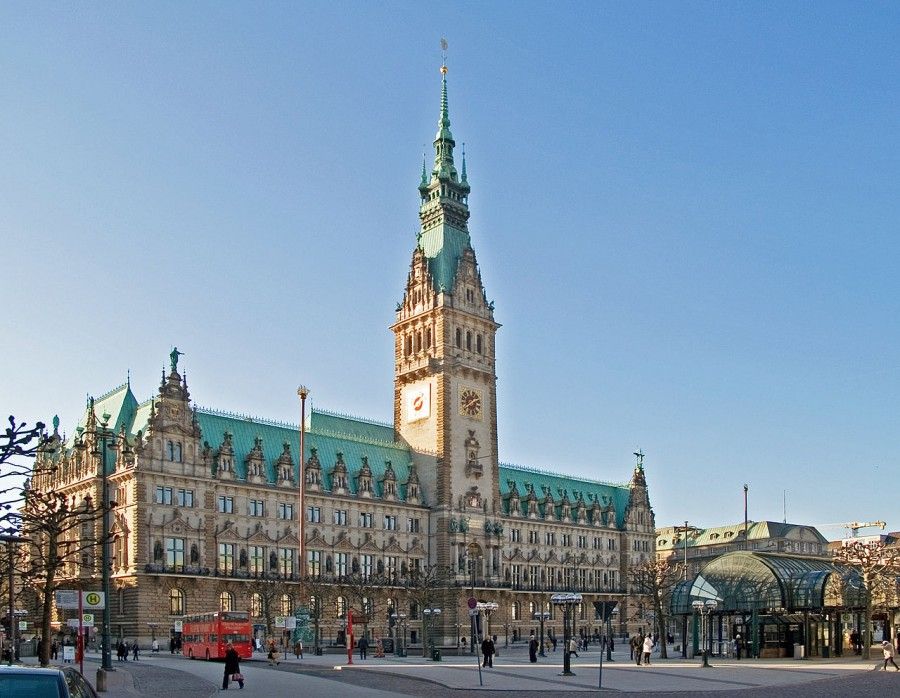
[297,387,309,578]
[1,534,26,667]
[692,599,718,668]
[533,610,550,657]
[551,592,581,677]
[94,411,116,673]
[423,607,441,659]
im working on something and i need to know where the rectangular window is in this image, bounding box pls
[406,517,420,533]
[155,486,173,505]
[384,515,397,530]
[278,548,295,576]
[175,489,194,507]
[165,537,185,569]
[361,554,374,579]
[248,499,265,517]
[217,496,234,514]
[385,555,398,577]
[249,545,265,575]
[333,509,348,526]
[307,506,321,523]
[307,550,321,577]
[607,538,616,551]
[218,543,235,574]
[510,528,521,543]
[335,552,348,577]
[562,534,571,547]
[277,503,294,520]
[529,530,538,544]
[359,512,374,528]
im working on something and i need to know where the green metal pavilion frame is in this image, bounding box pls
[671,551,866,658]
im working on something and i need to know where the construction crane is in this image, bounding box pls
[816,521,886,538]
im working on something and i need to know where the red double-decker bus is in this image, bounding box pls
[181,611,252,660]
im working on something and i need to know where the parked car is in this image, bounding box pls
[0,664,98,698]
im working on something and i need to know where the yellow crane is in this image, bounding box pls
[817,520,886,538]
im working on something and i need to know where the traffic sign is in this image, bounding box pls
[174,620,183,632]
[81,613,95,627]
[18,621,27,631]
[83,592,105,609]
[56,590,80,609]
[467,597,477,610]
[274,616,286,628]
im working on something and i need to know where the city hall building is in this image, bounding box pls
[30,63,656,649]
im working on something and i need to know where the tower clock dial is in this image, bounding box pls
[459,387,483,419]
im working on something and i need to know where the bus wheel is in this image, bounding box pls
[205,650,210,661]
[188,649,194,659]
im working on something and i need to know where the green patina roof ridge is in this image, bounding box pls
[500,462,629,490]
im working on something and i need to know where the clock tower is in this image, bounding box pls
[392,62,501,535]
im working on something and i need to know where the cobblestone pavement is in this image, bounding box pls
[123,658,216,698]
[275,663,900,697]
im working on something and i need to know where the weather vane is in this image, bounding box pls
[440,37,448,74]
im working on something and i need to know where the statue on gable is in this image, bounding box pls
[170,347,184,373]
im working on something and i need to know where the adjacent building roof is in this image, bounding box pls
[657,521,828,552]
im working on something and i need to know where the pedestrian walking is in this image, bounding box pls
[293,640,303,659]
[631,634,643,665]
[549,630,557,652]
[132,641,139,661]
[528,634,538,663]
[882,641,900,671]
[568,637,579,658]
[358,635,368,660]
[267,639,280,666]
[481,636,495,667]
[734,634,742,660]
[51,640,59,661]
[222,642,244,690]
[642,634,653,666]
[151,638,160,653]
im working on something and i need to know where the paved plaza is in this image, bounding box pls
[21,643,900,697]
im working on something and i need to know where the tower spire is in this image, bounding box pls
[432,40,457,182]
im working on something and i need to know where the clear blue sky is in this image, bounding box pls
[2,2,899,539]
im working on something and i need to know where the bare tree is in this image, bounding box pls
[300,574,338,652]
[833,540,900,660]
[245,574,295,641]
[402,563,451,657]
[628,558,682,659]
[1,416,46,527]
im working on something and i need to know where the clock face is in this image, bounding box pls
[459,387,483,419]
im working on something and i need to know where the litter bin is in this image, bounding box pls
[431,648,442,661]
[793,644,805,659]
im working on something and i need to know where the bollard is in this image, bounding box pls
[96,667,107,693]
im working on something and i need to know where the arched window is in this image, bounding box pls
[510,602,520,621]
[405,335,412,357]
[455,328,461,348]
[169,588,185,616]
[426,327,432,348]
[476,335,482,354]
[250,593,262,617]
[174,442,183,463]
[167,441,175,461]
[219,591,235,612]
[466,331,472,351]
[281,594,293,615]
[415,332,422,352]
[335,596,346,618]
[528,601,535,616]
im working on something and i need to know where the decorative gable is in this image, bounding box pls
[356,456,374,498]
[245,436,266,484]
[276,442,296,487]
[405,462,421,504]
[215,432,235,479]
[381,460,397,501]
[331,452,349,494]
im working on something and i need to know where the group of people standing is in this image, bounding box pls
[629,633,655,665]
[115,639,139,661]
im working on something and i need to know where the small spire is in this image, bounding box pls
[461,143,467,183]
[420,152,428,185]
[126,369,131,389]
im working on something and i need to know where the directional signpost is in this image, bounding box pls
[55,590,105,675]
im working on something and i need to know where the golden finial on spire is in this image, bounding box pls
[440,37,448,74]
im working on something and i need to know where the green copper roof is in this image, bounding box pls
[65,383,137,450]
[656,521,829,551]
[418,222,471,293]
[195,408,416,500]
[499,463,631,528]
